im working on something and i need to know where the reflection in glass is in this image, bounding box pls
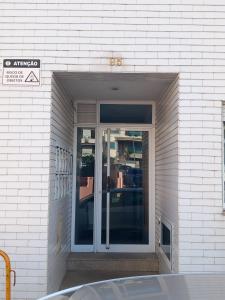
[75,128,95,245]
[102,129,149,245]
[100,104,152,124]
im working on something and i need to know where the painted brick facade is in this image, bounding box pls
[48,75,74,293]
[0,1,225,299]
[155,77,179,273]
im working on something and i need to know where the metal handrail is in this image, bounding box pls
[0,250,16,300]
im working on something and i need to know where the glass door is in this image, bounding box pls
[98,128,152,252]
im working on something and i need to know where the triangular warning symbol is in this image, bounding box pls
[25,71,39,83]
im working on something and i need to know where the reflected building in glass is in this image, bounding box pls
[75,128,95,245]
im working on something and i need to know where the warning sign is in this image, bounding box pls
[2,59,40,85]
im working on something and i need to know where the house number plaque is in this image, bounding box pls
[109,57,123,66]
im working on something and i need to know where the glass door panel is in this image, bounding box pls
[75,128,95,245]
[101,129,149,248]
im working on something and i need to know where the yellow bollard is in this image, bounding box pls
[0,250,16,300]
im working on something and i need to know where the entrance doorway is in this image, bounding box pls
[72,103,155,252]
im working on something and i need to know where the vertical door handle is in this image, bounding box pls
[106,175,111,249]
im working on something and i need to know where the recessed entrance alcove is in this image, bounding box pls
[49,72,179,291]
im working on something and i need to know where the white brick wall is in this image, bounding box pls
[47,75,74,293]
[155,77,179,273]
[0,79,51,298]
[178,86,223,273]
[0,1,225,298]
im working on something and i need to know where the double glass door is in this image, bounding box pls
[74,127,153,252]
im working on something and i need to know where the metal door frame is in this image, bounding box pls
[71,100,155,253]
[95,126,155,253]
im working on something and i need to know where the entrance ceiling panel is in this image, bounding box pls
[54,72,177,101]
